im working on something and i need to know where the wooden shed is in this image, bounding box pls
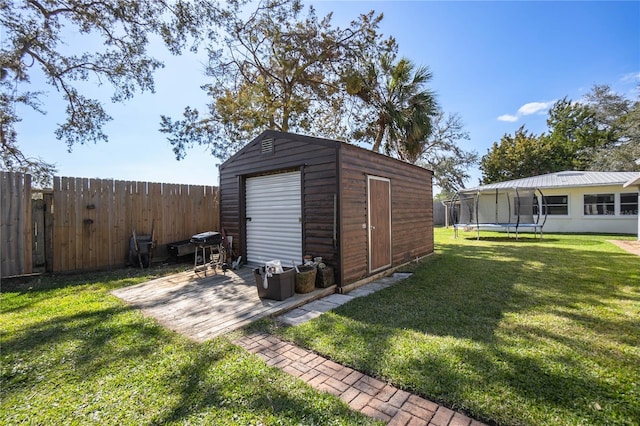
[219,130,434,290]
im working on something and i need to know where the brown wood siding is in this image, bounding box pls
[219,174,241,246]
[339,144,433,285]
[219,132,340,277]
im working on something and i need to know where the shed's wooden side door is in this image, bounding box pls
[368,176,391,273]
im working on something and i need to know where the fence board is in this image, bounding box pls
[60,177,70,272]
[104,179,114,266]
[72,178,81,271]
[50,177,219,273]
[115,180,126,265]
[80,179,90,270]
[150,182,162,256]
[52,177,61,272]
[1,173,18,275]
[23,174,33,274]
[1,172,32,277]
[95,179,103,269]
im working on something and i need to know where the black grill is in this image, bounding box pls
[190,231,223,246]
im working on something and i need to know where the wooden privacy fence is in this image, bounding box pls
[1,172,32,277]
[433,199,447,226]
[52,177,219,273]
[1,171,219,277]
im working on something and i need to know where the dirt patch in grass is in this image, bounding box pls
[609,239,640,256]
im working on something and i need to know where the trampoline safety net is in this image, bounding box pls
[449,187,547,240]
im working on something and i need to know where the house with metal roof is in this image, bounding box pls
[461,171,639,235]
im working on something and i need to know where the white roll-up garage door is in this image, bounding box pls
[246,171,302,266]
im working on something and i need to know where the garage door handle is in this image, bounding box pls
[371,225,376,230]
[246,217,252,222]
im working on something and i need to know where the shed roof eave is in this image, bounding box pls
[623,174,640,188]
[462,182,631,193]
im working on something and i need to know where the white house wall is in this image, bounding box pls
[540,185,637,235]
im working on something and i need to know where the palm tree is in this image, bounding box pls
[345,54,438,159]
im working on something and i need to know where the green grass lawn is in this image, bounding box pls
[3,231,638,425]
[270,229,640,425]
[0,267,378,425]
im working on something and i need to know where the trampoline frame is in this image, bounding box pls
[449,187,548,240]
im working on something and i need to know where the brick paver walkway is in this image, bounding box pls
[234,332,487,426]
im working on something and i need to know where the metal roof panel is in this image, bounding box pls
[463,171,638,193]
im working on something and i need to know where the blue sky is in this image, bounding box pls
[13,1,640,191]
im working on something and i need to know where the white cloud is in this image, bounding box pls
[497,114,519,122]
[498,99,556,123]
[621,71,640,83]
[518,101,554,116]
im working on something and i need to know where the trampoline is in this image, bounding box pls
[449,187,548,240]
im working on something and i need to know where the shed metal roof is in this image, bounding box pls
[219,130,434,174]
[463,171,638,193]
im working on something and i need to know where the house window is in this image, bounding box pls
[620,193,638,215]
[584,194,615,215]
[535,195,568,215]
